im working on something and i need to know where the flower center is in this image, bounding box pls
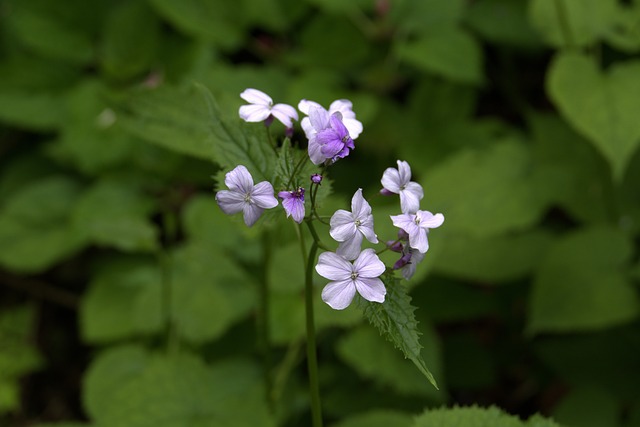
[244,193,252,203]
[355,219,362,227]
[414,215,421,225]
[350,272,358,280]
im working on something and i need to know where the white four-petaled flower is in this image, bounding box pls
[239,89,298,128]
[330,189,378,260]
[381,160,424,214]
[316,248,386,310]
[390,210,444,253]
[215,165,279,227]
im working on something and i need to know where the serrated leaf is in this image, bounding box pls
[358,274,437,388]
[413,405,563,427]
[547,52,640,181]
[528,226,638,334]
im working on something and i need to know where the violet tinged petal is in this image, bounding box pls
[224,165,254,193]
[409,228,429,253]
[329,99,354,115]
[308,105,330,132]
[215,190,246,215]
[321,279,357,310]
[381,167,401,194]
[239,104,271,122]
[240,88,272,105]
[343,117,363,139]
[317,129,343,158]
[353,248,385,278]
[270,103,298,127]
[298,99,323,115]
[336,232,364,261]
[354,277,386,303]
[301,117,316,140]
[308,138,326,165]
[397,160,412,185]
[418,211,445,229]
[315,252,352,281]
[390,213,415,232]
[243,203,264,227]
[402,250,425,280]
[351,189,371,219]
[282,196,305,223]
[393,252,412,270]
[399,182,423,214]
[329,210,356,242]
[278,191,293,200]
[358,217,378,244]
[252,181,278,209]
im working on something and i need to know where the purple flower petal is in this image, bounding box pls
[225,165,254,193]
[321,279,356,310]
[417,211,445,229]
[252,181,278,209]
[315,252,352,281]
[243,203,264,227]
[353,248,385,278]
[329,210,357,241]
[399,182,423,214]
[409,227,428,253]
[239,104,271,122]
[215,190,245,215]
[240,88,272,105]
[354,277,386,303]
[336,232,364,261]
[270,103,298,128]
[351,189,370,219]
[381,167,401,194]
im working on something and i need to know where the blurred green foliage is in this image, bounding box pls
[1,0,639,426]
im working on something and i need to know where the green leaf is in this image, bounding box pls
[333,410,413,427]
[101,1,160,80]
[529,0,618,48]
[72,179,158,252]
[465,0,541,48]
[553,387,619,427]
[359,274,437,388]
[148,0,245,49]
[432,231,554,283]
[396,28,484,85]
[83,346,274,427]
[0,91,66,131]
[547,52,640,180]
[169,242,256,344]
[80,258,164,343]
[0,176,87,272]
[422,138,549,238]
[413,405,562,427]
[528,226,638,334]
[390,0,465,34]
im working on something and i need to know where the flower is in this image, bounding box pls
[304,107,355,165]
[330,189,378,260]
[316,248,386,310]
[215,165,279,227]
[299,99,363,140]
[278,187,305,223]
[390,210,444,253]
[311,173,323,184]
[381,160,424,214]
[393,247,425,280]
[239,89,298,129]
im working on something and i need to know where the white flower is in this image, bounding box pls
[298,99,363,141]
[215,165,278,227]
[330,189,378,260]
[239,89,298,128]
[316,248,386,310]
[381,160,424,214]
[390,210,444,253]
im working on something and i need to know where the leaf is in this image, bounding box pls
[529,0,618,48]
[412,405,562,427]
[332,410,413,427]
[100,1,160,80]
[83,346,274,427]
[547,52,640,180]
[432,231,554,283]
[528,226,638,334]
[71,179,158,252]
[422,138,550,238]
[390,0,465,34]
[358,274,438,388]
[0,176,87,272]
[552,387,619,427]
[396,28,484,85]
[80,258,164,343]
[465,0,542,48]
[0,91,66,131]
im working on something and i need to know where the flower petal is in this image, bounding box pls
[243,203,264,227]
[330,210,356,241]
[301,117,316,140]
[390,213,415,232]
[308,105,330,132]
[358,216,378,244]
[298,99,322,115]
[351,189,371,219]
[409,228,429,253]
[321,279,356,310]
[251,181,278,209]
[381,168,401,193]
[399,182,423,214]
[354,277,386,303]
[315,252,352,281]
[239,104,271,122]
[336,233,363,261]
[397,160,412,185]
[308,138,326,165]
[402,250,424,280]
[215,190,245,215]
[240,88,272,105]
[282,196,305,223]
[353,248,385,278]
[329,99,353,115]
[225,165,254,193]
[271,103,298,128]
[343,118,363,139]
[418,211,445,229]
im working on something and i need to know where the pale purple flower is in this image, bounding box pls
[215,165,278,227]
[278,187,305,223]
[393,247,425,280]
[381,160,424,214]
[316,248,386,310]
[303,107,355,165]
[390,210,444,253]
[330,189,378,260]
[298,99,363,140]
[239,89,298,129]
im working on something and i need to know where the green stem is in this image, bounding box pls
[298,224,323,427]
[161,211,179,354]
[258,231,274,410]
[554,0,575,49]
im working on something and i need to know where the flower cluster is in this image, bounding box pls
[216,88,444,311]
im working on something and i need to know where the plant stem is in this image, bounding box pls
[553,0,575,49]
[258,230,274,410]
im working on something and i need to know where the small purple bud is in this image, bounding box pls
[263,115,275,127]
[397,228,409,241]
[393,252,412,270]
[311,173,323,184]
[285,126,294,139]
[386,240,404,253]
[380,188,395,196]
